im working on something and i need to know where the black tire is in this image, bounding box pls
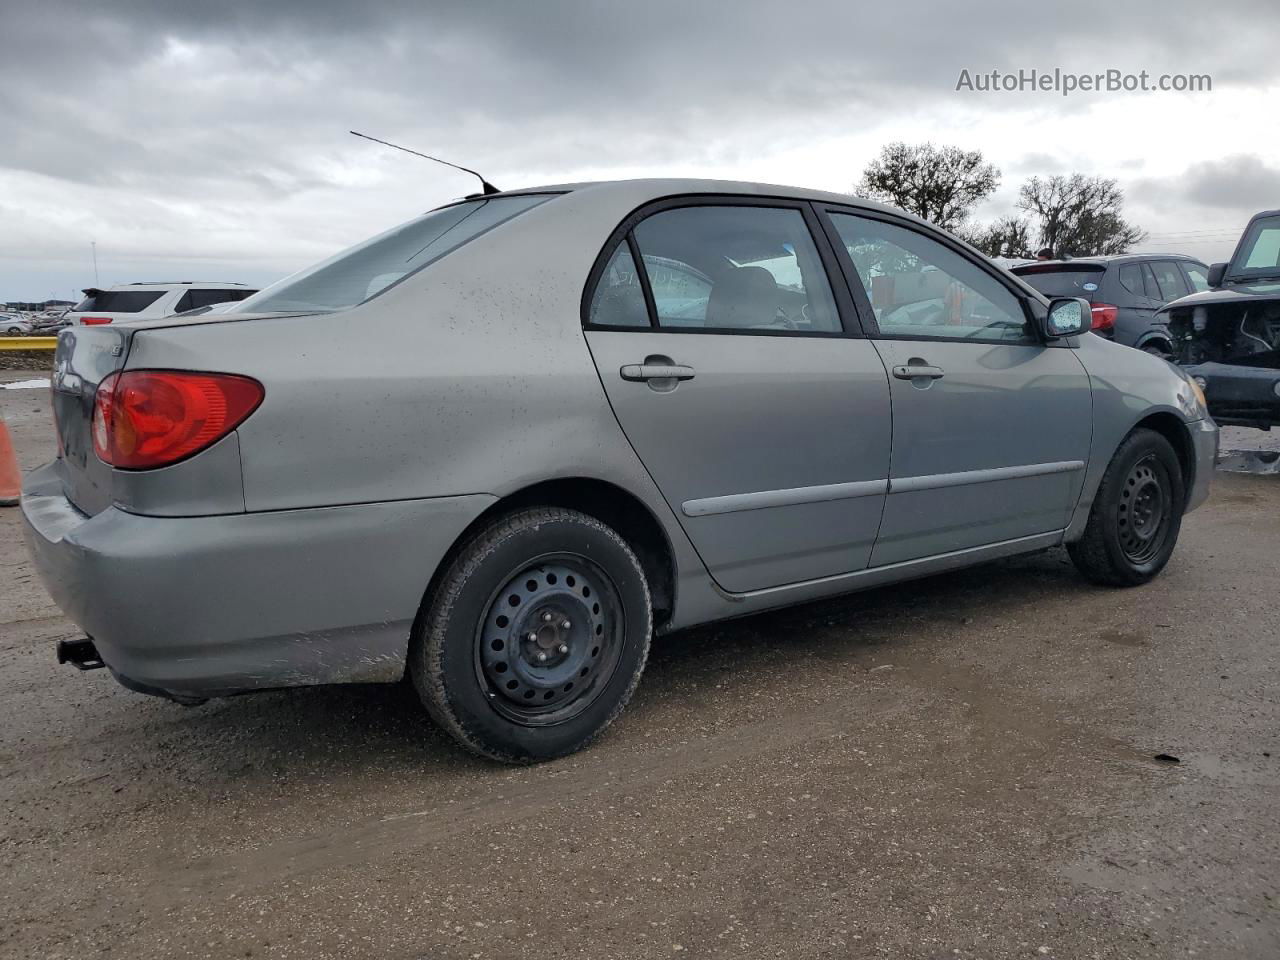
[1141,344,1172,360]
[410,507,652,763]
[1068,428,1185,587]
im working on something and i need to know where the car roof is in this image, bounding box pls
[1012,253,1204,271]
[488,177,919,221]
[102,281,252,290]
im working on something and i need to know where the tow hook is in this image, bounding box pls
[56,638,105,671]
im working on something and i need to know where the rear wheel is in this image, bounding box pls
[1068,428,1185,586]
[411,507,652,762]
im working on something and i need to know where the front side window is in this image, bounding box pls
[230,194,550,315]
[629,205,841,333]
[829,213,1029,342]
[1232,215,1280,277]
[1183,262,1210,292]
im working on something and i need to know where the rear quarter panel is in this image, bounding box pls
[123,185,725,629]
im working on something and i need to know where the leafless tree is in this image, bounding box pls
[1017,174,1146,257]
[960,215,1035,258]
[856,142,999,232]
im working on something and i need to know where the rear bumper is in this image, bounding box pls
[1186,362,1280,429]
[21,460,494,698]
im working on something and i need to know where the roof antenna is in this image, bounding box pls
[350,130,500,195]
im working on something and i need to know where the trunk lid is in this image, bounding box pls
[50,325,135,516]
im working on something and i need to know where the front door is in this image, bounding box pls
[583,201,892,594]
[823,210,1093,567]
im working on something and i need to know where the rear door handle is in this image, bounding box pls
[620,363,695,382]
[892,364,945,381]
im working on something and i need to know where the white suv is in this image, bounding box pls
[67,282,258,326]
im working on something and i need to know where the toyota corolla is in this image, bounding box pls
[22,179,1217,762]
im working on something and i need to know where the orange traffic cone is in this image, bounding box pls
[0,415,20,507]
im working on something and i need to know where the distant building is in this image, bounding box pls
[3,299,75,312]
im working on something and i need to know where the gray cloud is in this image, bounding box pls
[2,0,1278,298]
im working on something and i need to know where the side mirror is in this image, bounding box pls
[1041,297,1091,339]
[1206,262,1227,287]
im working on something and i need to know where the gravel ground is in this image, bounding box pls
[2,372,1278,959]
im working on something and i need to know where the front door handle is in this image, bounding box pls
[892,364,945,381]
[620,363,696,382]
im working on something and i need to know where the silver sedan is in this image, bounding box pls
[22,179,1217,762]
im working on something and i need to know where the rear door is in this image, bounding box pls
[583,199,892,594]
[1148,260,1191,304]
[821,209,1093,566]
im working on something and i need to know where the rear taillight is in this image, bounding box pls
[92,370,264,469]
[81,316,113,325]
[1090,303,1118,333]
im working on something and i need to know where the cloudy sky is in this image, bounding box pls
[2,0,1278,302]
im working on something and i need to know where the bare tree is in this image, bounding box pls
[1017,174,1146,256]
[856,142,999,232]
[960,215,1034,258]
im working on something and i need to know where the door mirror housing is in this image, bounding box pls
[1041,297,1091,339]
[1206,262,1228,287]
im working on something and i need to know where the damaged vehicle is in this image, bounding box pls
[1163,210,1280,428]
[22,179,1217,763]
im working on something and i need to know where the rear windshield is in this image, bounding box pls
[73,290,166,313]
[229,194,552,315]
[1012,265,1105,299]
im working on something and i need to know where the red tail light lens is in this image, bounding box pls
[81,316,113,325]
[1090,304,1118,332]
[92,370,264,469]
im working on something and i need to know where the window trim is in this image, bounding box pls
[816,205,1055,348]
[580,194,860,338]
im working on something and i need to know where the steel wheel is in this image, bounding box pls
[476,555,623,726]
[1117,455,1172,564]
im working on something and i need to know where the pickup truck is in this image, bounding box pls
[1162,210,1280,429]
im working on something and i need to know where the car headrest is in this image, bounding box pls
[705,265,779,328]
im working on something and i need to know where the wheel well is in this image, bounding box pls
[439,478,677,628]
[1133,412,1193,493]
[1139,336,1173,354]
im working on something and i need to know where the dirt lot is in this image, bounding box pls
[2,372,1278,959]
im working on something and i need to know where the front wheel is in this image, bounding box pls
[1068,428,1185,586]
[410,507,652,763]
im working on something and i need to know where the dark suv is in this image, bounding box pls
[1012,254,1210,357]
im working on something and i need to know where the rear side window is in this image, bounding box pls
[230,194,550,315]
[1148,261,1189,301]
[587,244,649,327]
[1012,265,1105,300]
[628,205,841,333]
[174,289,257,313]
[1118,263,1146,297]
[73,290,165,313]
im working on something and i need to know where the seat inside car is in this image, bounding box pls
[705,265,779,328]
